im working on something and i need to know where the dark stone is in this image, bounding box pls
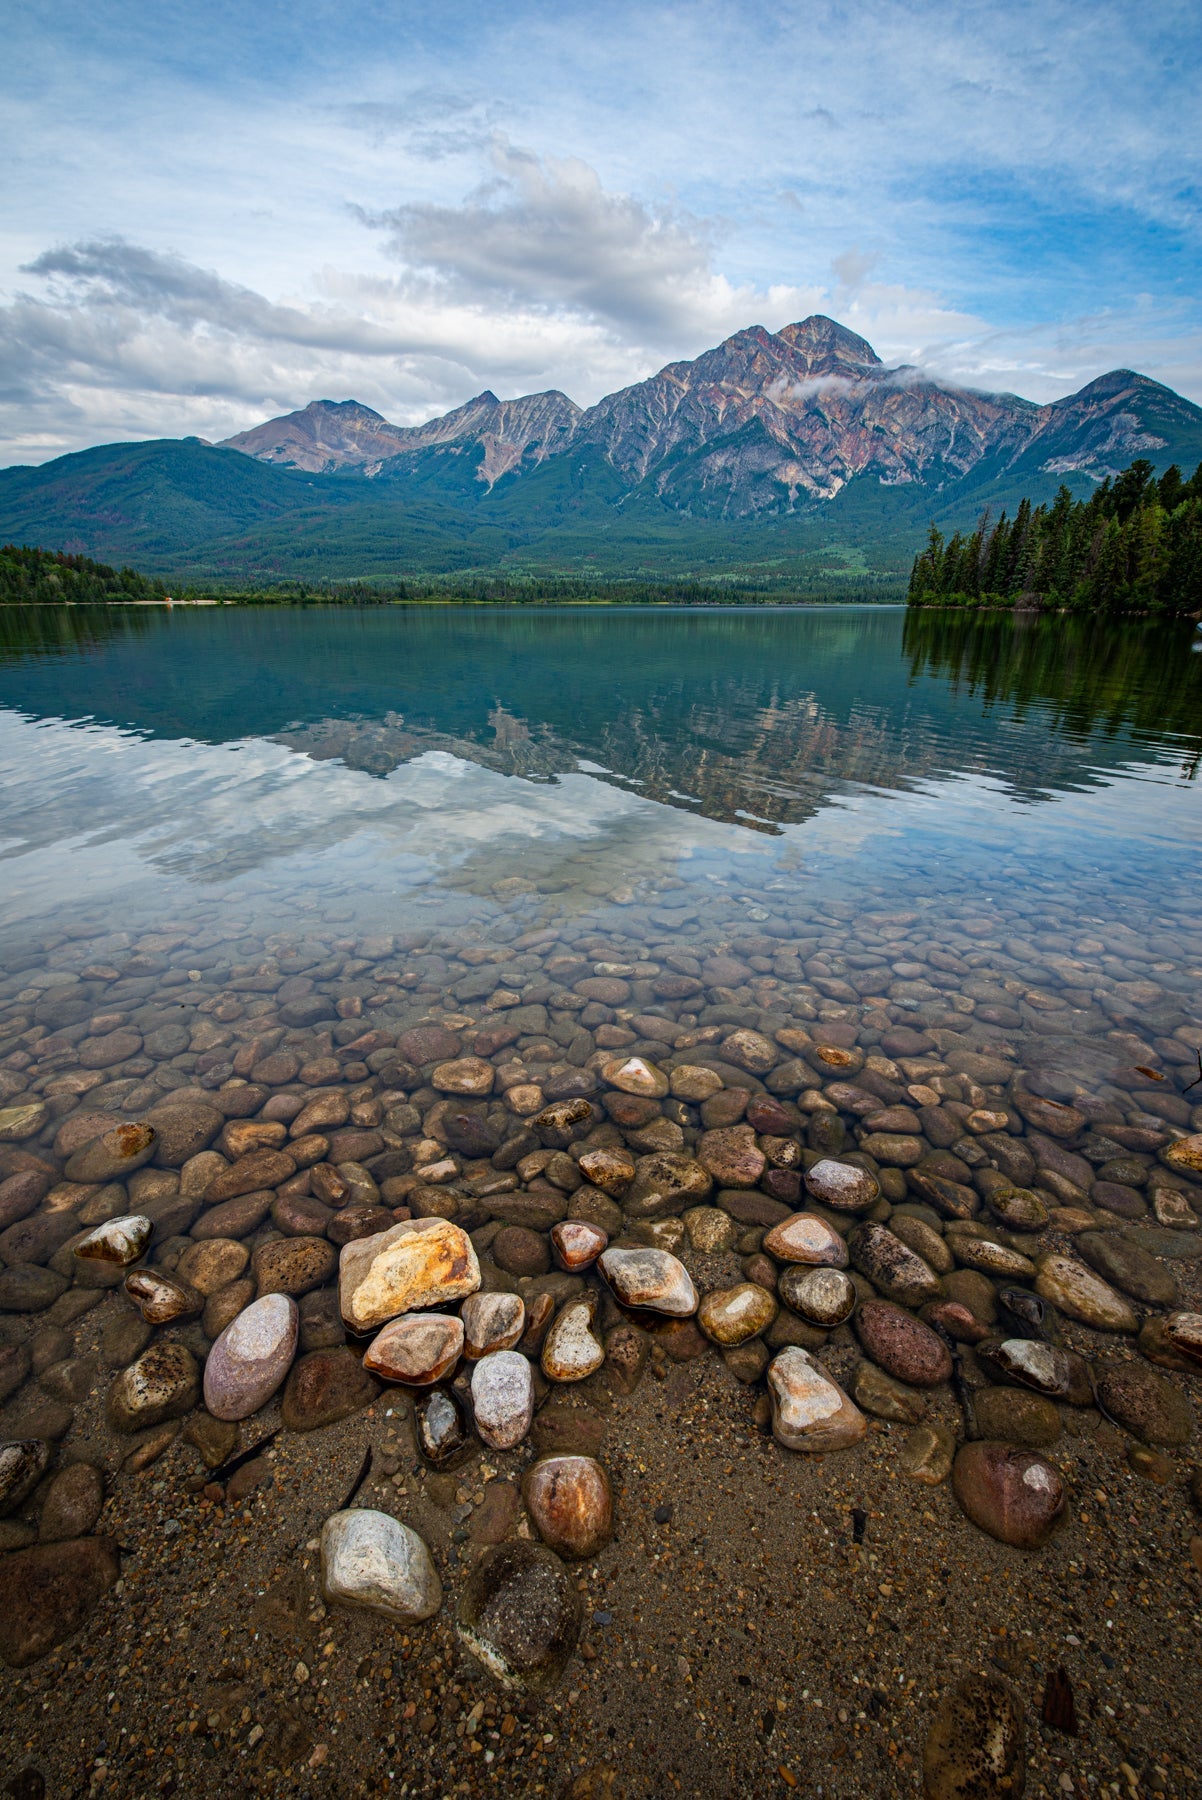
[281,1348,379,1431]
[855,1300,952,1387]
[1095,1361,1192,1447]
[952,1441,1066,1548]
[0,1267,67,1313]
[414,1386,473,1467]
[493,1227,551,1277]
[457,1541,581,1690]
[0,1536,122,1667]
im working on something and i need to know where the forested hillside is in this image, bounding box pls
[907,460,1202,614]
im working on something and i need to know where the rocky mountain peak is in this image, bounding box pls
[777,316,884,376]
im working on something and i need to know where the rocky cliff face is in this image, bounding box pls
[222,316,1202,514]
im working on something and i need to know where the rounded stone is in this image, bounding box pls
[855,1300,953,1388]
[1035,1254,1140,1333]
[457,1541,582,1690]
[471,1350,535,1450]
[72,1216,151,1268]
[361,1317,464,1382]
[779,1265,856,1327]
[63,1122,156,1185]
[145,1103,223,1167]
[1161,1134,1202,1177]
[461,1292,525,1359]
[576,1148,635,1194]
[493,1226,552,1276]
[698,1126,766,1189]
[853,1359,927,1423]
[1095,1360,1193,1447]
[0,1440,51,1516]
[321,1508,441,1624]
[107,1343,200,1433]
[697,1282,777,1346]
[1163,1311,1202,1367]
[0,1104,49,1144]
[1076,1232,1178,1307]
[851,1222,942,1305]
[176,1237,250,1296]
[204,1293,299,1420]
[972,1386,1063,1447]
[682,1206,739,1254]
[762,1212,849,1267]
[900,1422,956,1486]
[952,1441,1066,1549]
[541,1301,605,1383]
[946,1232,1037,1280]
[281,1348,380,1431]
[805,1158,880,1212]
[767,1346,868,1453]
[123,1269,202,1324]
[253,1235,337,1299]
[601,1056,668,1098]
[203,1278,255,1340]
[982,1185,1050,1232]
[415,1386,473,1467]
[38,1462,105,1543]
[0,1536,122,1669]
[979,1339,1080,1399]
[598,1246,698,1316]
[523,1455,614,1559]
[550,1220,608,1273]
[922,1674,1025,1800]
[431,1057,495,1097]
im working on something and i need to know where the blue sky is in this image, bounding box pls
[2,0,1199,462]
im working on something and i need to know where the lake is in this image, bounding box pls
[0,601,1200,1793]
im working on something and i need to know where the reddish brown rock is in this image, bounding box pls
[952,1441,1066,1548]
[698,1125,766,1189]
[205,1149,297,1204]
[523,1455,614,1559]
[252,1235,337,1298]
[855,1300,952,1388]
[363,1313,464,1386]
[550,1219,608,1272]
[0,1536,122,1667]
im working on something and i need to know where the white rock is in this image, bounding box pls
[471,1350,535,1449]
[72,1215,152,1267]
[461,1292,526,1360]
[320,1508,442,1624]
[541,1301,606,1383]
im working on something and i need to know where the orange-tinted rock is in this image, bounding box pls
[762,1212,848,1267]
[576,1148,635,1194]
[523,1455,614,1559]
[550,1219,608,1272]
[205,1149,297,1203]
[855,1300,952,1388]
[364,1313,464,1386]
[338,1218,480,1332]
[697,1282,777,1346]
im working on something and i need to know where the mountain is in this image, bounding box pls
[3,316,1201,586]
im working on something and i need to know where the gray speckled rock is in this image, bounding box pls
[320,1508,441,1624]
[203,1293,299,1421]
[457,1540,581,1690]
[471,1350,535,1450]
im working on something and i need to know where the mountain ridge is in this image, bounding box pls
[3,315,1201,585]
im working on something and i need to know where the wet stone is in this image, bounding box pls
[0,1536,122,1668]
[461,1291,525,1359]
[697,1282,776,1346]
[321,1508,442,1624]
[1094,1360,1193,1447]
[550,1219,608,1272]
[0,1439,51,1515]
[1075,1230,1178,1307]
[762,1212,848,1267]
[804,1158,880,1212]
[1163,1311,1202,1367]
[952,1441,1066,1549]
[768,1347,867,1452]
[0,1267,68,1313]
[523,1454,614,1559]
[946,1232,1037,1281]
[972,1386,1062,1447]
[682,1206,739,1254]
[698,1125,766,1189]
[339,1218,480,1331]
[899,1422,955,1485]
[599,1246,698,1316]
[72,1215,151,1268]
[281,1348,380,1431]
[922,1673,1025,1800]
[979,1339,1081,1400]
[64,1122,156,1185]
[123,1268,202,1324]
[1035,1254,1140,1333]
[851,1222,941,1305]
[494,1225,552,1276]
[203,1277,255,1340]
[471,1349,535,1450]
[107,1342,200,1433]
[253,1235,337,1299]
[778,1265,856,1327]
[38,1461,105,1543]
[855,1300,952,1387]
[457,1541,581,1691]
[415,1386,473,1467]
[541,1302,606,1383]
[576,1148,635,1194]
[601,1056,668,1098]
[204,1292,299,1420]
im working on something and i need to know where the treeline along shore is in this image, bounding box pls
[908,459,1202,616]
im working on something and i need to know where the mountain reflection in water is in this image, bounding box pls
[0,604,1198,836]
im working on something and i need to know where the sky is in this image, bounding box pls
[2,0,1200,465]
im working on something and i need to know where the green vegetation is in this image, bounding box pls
[0,543,167,603]
[908,459,1202,614]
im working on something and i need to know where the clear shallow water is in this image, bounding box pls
[0,601,1200,1102]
